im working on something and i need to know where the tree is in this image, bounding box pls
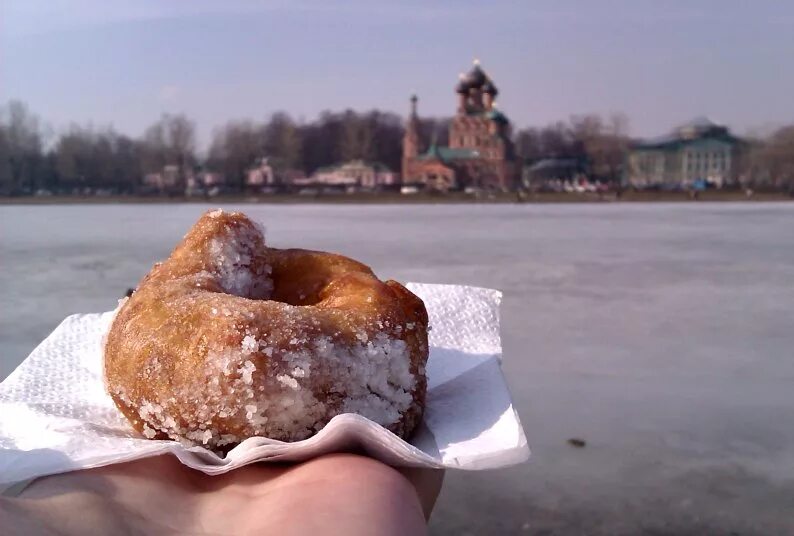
[112,135,143,193]
[336,110,404,170]
[0,100,44,194]
[365,110,404,173]
[0,123,11,193]
[515,121,576,160]
[768,126,794,190]
[515,114,630,183]
[295,110,405,174]
[208,120,265,190]
[417,117,450,151]
[142,114,196,192]
[567,113,630,182]
[578,113,629,182]
[55,127,91,189]
[299,114,339,174]
[515,127,542,161]
[55,125,143,192]
[262,112,302,171]
[744,125,794,190]
[338,109,372,162]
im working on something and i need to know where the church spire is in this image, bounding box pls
[402,93,420,169]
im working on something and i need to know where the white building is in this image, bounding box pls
[309,160,398,189]
[625,118,744,189]
[246,157,276,187]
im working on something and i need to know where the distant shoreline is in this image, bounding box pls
[1,190,793,205]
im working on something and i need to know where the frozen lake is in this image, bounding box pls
[2,202,794,534]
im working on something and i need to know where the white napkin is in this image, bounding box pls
[0,283,528,490]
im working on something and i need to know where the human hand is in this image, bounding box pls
[1,453,443,535]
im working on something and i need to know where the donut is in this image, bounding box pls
[103,209,429,449]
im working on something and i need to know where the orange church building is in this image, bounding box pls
[402,61,519,191]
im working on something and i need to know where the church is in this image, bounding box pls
[402,60,518,191]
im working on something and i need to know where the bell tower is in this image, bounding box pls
[402,94,420,178]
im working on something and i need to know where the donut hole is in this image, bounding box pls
[213,263,322,306]
[268,274,325,306]
[264,250,361,307]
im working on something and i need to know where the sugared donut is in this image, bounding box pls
[103,209,429,449]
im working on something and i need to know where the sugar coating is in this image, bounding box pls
[115,325,419,448]
[241,335,258,354]
[208,222,273,300]
[106,209,426,451]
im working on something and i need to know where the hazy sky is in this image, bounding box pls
[2,0,793,149]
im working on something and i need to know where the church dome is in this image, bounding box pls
[456,62,492,93]
[482,79,498,95]
[466,65,487,87]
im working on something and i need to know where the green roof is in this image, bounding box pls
[633,119,741,151]
[486,109,508,123]
[464,109,510,124]
[419,145,480,162]
[315,160,393,173]
[633,132,741,151]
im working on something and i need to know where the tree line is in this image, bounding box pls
[1,99,792,195]
[0,101,450,195]
[515,113,631,183]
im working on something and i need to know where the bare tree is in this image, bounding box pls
[0,123,11,192]
[55,125,142,192]
[142,114,196,192]
[337,110,403,168]
[515,127,542,161]
[0,100,44,194]
[339,110,371,162]
[208,120,265,190]
[365,110,404,172]
[569,113,630,182]
[742,125,794,192]
[263,112,302,171]
[54,127,91,189]
[515,122,575,160]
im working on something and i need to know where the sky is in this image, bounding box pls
[2,0,793,149]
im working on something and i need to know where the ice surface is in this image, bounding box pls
[2,202,794,534]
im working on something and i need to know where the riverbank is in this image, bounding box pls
[2,190,792,205]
